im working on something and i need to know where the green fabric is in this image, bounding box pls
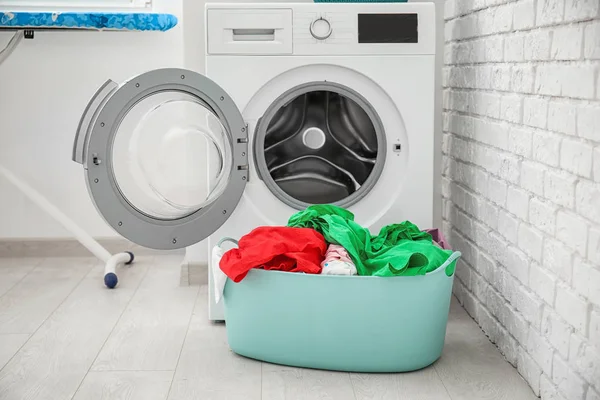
[287,205,454,277]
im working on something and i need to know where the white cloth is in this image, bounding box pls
[321,260,357,276]
[212,245,228,304]
[321,244,357,276]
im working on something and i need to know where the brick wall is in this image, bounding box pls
[442,1,600,399]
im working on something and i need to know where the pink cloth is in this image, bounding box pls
[425,229,451,250]
[322,244,353,265]
[321,244,357,275]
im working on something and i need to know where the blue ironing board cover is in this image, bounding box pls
[0,11,177,31]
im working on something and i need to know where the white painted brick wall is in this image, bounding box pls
[518,348,543,395]
[443,1,600,398]
[548,100,577,135]
[576,180,600,223]
[556,211,589,255]
[524,97,550,128]
[560,138,593,177]
[577,104,600,142]
[508,126,533,156]
[508,186,530,219]
[521,161,546,196]
[588,226,600,260]
[533,131,561,166]
[541,308,571,357]
[551,25,584,60]
[541,374,569,400]
[572,257,600,307]
[530,198,558,235]
[528,326,554,375]
[530,262,557,305]
[524,30,552,60]
[564,0,599,22]
[589,387,600,400]
[584,21,600,59]
[593,148,600,182]
[544,238,575,283]
[544,169,576,208]
[554,353,588,400]
[556,284,589,333]
[569,334,600,389]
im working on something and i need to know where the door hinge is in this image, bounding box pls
[238,123,249,181]
[238,164,249,182]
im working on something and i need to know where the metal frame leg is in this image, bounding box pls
[0,165,134,288]
[2,31,134,288]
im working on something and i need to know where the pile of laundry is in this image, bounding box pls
[212,205,453,303]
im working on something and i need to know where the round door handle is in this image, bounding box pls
[310,17,332,41]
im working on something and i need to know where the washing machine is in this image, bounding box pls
[72,2,438,321]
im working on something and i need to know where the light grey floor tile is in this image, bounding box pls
[0,259,148,400]
[350,373,400,400]
[0,258,540,400]
[73,371,173,400]
[434,299,537,400]
[168,286,262,400]
[0,258,94,334]
[0,333,29,370]
[351,367,451,400]
[262,364,356,400]
[0,258,41,298]
[92,257,198,371]
[396,368,452,400]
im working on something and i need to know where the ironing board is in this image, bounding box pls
[0,11,177,288]
[0,11,177,31]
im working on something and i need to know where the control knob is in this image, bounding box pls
[310,17,332,40]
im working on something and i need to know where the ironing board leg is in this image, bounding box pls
[104,251,135,288]
[0,165,134,288]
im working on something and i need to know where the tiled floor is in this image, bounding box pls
[0,256,537,400]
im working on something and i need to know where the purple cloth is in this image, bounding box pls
[425,229,451,250]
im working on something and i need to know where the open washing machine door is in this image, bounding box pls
[72,68,248,250]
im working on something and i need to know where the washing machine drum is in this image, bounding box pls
[254,84,386,210]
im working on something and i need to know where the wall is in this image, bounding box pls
[0,0,184,239]
[443,0,600,399]
[0,0,444,264]
[0,0,305,242]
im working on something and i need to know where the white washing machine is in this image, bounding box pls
[72,2,438,321]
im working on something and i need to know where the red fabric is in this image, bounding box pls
[219,226,327,283]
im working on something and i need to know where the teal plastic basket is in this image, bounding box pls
[223,251,461,372]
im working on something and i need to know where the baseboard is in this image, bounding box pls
[0,238,184,258]
[183,262,208,287]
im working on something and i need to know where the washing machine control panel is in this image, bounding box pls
[206,4,435,56]
[292,6,434,56]
[301,13,419,44]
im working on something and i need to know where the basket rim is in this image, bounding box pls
[235,251,462,280]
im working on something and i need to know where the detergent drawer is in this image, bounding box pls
[207,8,293,55]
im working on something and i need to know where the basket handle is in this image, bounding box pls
[217,237,239,247]
[443,251,461,277]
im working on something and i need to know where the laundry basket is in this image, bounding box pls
[223,251,461,373]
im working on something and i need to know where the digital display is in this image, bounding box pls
[358,14,418,44]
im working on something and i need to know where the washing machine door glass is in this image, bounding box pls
[73,68,248,250]
[112,91,231,220]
